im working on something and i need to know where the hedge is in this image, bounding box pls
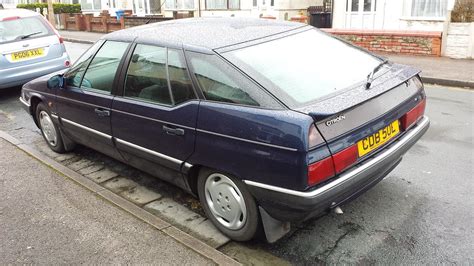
[16,3,81,14]
[451,0,473,23]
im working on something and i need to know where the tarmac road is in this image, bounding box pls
[0,42,472,264]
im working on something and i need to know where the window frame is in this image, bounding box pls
[117,42,199,108]
[205,0,240,10]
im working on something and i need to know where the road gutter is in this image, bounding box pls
[0,130,240,266]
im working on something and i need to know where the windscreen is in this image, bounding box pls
[0,16,51,44]
[223,29,381,107]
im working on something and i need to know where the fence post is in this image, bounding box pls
[100,10,110,33]
[84,14,93,31]
[120,16,125,29]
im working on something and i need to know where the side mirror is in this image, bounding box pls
[47,74,64,89]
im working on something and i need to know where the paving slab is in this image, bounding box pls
[145,198,230,248]
[55,153,77,162]
[78,164,105,175]
[103,177,162,205]
[68,158,95,171]
[86,168,119,183]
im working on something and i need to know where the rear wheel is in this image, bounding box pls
[197,168,259,241]
[36,102,66,153]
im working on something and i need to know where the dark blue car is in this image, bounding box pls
[20,18,429,242]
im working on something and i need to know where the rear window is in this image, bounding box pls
[222,29,381,107]
[0,16,51,44]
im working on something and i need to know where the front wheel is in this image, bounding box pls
[197,168,260,241]
[36,102,66,153]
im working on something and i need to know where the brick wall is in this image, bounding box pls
[322,29,443,56]
[61,13,173,33]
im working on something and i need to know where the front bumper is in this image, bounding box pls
[245,116,430,222]
[0,53,69,89]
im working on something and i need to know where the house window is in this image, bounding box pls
[206,0,239,10]
[165,0,194,10]
[405,0,447,18]
[253,0,257,6]
[80,0,101,10]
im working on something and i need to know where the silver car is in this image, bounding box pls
[0,9,70,89]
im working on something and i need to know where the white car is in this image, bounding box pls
[0,8,70,89]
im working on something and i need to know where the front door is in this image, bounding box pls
[345,0,377,29]
[132,0,150,16]
[57,40,130,159]
[111,43,199,188]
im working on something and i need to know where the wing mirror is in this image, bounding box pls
[47,74,64,89]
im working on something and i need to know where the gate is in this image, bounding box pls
[308,0,333,28]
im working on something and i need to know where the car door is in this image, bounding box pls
[57,40,130,159]
[111,43,199,188]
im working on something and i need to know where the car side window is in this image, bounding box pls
[64,40,104,88]
[168,49,196,105]
[188,52,280,108]
[124,44,172,105]
[124,44,196,106]
[80,41,129,94]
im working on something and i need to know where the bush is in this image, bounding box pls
[16,3,81,14]
[451,0,473,22]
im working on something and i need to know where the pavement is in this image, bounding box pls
[58,29,474,89]
[0,138,214,264]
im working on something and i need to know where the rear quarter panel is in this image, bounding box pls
[189,101,314,191]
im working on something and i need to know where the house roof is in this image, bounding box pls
[104,17,308,50]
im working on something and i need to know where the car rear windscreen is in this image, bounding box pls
[0,16,51,44]
[222,29,382,107]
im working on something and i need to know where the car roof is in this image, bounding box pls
[0,8,40,20]
[104,17,309,51]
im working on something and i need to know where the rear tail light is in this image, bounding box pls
[332,145,358,173]
[308,124,324,149]
[64,60,70,67]
[401,98,426,130]
[308,157,335,186]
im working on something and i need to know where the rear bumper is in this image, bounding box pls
[0,53,69,89]
[245,116,430,222]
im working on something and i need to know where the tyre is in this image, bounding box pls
[36,102,66,153]
[197,168,260,241]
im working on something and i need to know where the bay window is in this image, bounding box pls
[404,0,448,18]
[165,0,195,10]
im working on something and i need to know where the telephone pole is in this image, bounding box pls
[47,0,56,28]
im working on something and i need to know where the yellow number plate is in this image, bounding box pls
[357,120,400,157]
[11,48,44,61]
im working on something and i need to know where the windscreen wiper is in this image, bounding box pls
[365,59,389,89]
[19,31,42,40]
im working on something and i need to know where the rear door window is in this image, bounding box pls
[187,52,281,108]
[0,16,51,44]
[123,44,196,106]
[80,41,129,94]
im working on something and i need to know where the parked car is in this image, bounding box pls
[0,9,70,89]
[20,18,429,242]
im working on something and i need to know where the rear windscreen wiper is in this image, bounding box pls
[366,59,389,89]
[18,31,42,40]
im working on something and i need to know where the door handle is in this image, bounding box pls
[163,125,184,136]
[94,108,110,117]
